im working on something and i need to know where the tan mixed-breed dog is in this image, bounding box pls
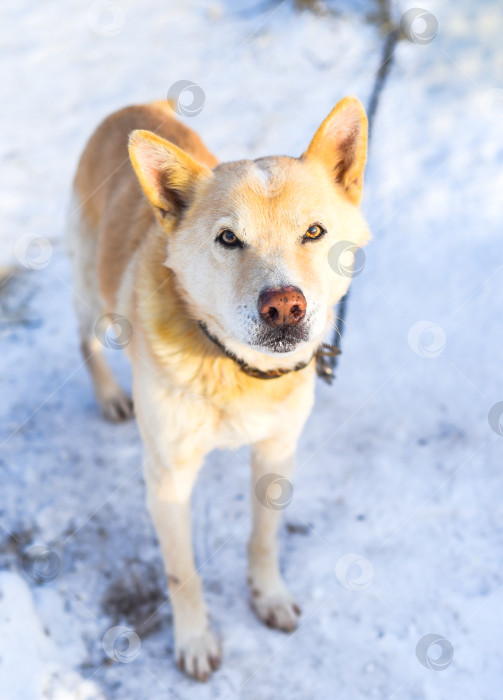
[68,96,370,680]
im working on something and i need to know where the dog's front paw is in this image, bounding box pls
[250,586,301,632]
[176,627,221,682]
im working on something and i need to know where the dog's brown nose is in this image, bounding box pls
[258,286,307,328]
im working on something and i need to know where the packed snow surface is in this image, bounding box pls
[1,1,502,698]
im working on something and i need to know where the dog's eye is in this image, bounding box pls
[217,229,242,248]
[303,224,326,242]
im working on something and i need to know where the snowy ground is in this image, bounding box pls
[1,0,502,698]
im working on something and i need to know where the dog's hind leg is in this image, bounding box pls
[67,200,133,422]
[79,333,133,422]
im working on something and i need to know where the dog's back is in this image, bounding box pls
[74,100,217,226]
[72,101,217,310]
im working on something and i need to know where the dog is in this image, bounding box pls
[67,96,370,680]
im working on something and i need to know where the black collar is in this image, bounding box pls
[198,321,340,380]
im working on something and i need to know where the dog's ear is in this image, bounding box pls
[302,96,368,205]
[128,130,212,227]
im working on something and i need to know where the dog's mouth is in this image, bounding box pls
[251,322,310,354]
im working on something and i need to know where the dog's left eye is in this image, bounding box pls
[303,224,326,242]
[217,229,242,248]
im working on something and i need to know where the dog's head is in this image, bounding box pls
[129,97,370,369]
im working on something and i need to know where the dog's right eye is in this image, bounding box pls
[216,229,242,248]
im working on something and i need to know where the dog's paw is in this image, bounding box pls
[176,628,221,682]
[250,587,301,632]
[99,388,134,422]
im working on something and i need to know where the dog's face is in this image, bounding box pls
[129,97,370,365]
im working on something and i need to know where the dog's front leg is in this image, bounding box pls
[248,438,301,632]
[144,451,221,681]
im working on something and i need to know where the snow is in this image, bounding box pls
[0,571,104,699]
[1,0,502,698]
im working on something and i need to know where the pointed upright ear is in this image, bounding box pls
[302,96,368,205]
[128,130,212,226]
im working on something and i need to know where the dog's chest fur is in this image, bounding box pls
[127,236,316,453]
